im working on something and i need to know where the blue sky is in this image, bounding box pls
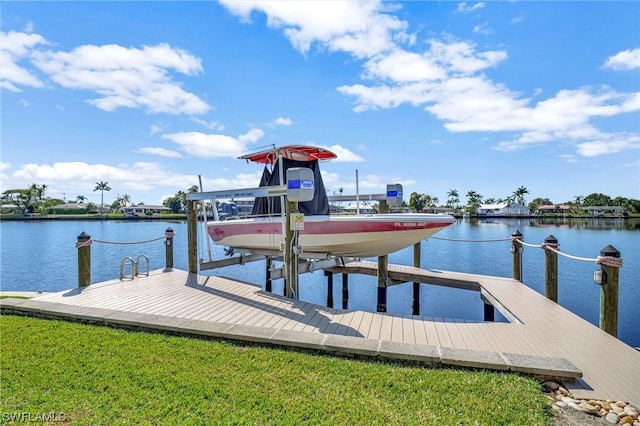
[1,1,639,207]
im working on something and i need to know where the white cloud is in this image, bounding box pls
[149,123,164,135]
[456,2,486,14]
[219,0,408,58]
[134,147,182,158]
[557,154,578,163]
[0,30,48,92]
[269,117,293,126]
[602,48,640,71]
[8,161,200,195]
[320,145,365,162]
[473,22,492,35]
[162,128,265,158]
[191,117,225,131]
[29,41,209,114]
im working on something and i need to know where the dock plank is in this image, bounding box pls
[16,267,639,406]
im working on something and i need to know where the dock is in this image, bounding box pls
[1,265,638,406]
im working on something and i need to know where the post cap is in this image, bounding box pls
[544,235,558,244]
[165,227,173,232]
[600,244,620,258]
[77,231,91,240]
[511,229,523,238]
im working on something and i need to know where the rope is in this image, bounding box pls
[76,235,167,248]
[429,236,512,243]
[429,234,623,268]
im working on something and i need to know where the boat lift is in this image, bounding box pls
[186,176,352,299]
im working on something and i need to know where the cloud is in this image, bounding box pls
[602,48,640,71]
[219,0,408,58]
[134,147,182,158]
[8,161,200,195]
[473,23,492,35]
[0,30,48,91]
[456,2,486,14]
[269,117,293,126]
[320,145,365,162]
[190,117,225,131]
[162,128,265,158]
[5,34,211,114]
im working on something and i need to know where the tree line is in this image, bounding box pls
[2,182,639,215]
[409,187,640,214]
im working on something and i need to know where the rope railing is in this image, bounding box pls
[429,229,622,337]
[429,235,623,268]
[75,234,171,248]
[76,229,176,288]
[511,237,624,268]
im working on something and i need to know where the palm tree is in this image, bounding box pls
[93,181,111,213]
[75,195,87,203]
[446,189,459,209]
[120,194,131,206]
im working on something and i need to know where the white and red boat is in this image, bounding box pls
[205,145,455,258]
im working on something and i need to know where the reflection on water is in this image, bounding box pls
[467,217,640,230]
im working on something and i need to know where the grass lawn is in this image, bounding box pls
[0,315,552,425]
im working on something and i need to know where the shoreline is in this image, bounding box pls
[1,214,636,222]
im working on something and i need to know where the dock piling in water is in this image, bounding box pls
[165,227,174,270]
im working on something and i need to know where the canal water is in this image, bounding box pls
[1,218,638,347]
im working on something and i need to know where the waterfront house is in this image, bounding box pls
[121,205,171,215]
[477,202,530,216]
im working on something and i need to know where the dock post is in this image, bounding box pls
[77,231,92,287]
[165,227,175,270]
[544,235,559,302]
[342,273,349,309]
[511,229,523,282]
[481,295,495,322]
[412,242,421,316]
[265,257,272,293]
[325,271,334,308]
[377,255,388,313]
[187,200,198,273]
[598,245,621,337]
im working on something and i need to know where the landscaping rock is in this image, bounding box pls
[607,412,621,424]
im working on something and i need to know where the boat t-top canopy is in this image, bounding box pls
[239,145,337,164]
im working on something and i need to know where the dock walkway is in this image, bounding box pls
[1,266,638,406]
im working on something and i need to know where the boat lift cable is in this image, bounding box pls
[199,175,213,263]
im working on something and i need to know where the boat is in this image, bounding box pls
[206,145,455,258]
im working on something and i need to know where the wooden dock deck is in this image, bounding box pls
[1,265,638,406]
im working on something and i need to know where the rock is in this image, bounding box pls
[604,402,612,411]
[556,401,567,408]
[580,402,599,415]
[621,416,634,425]
[558,386,570,396]
[568,401,582,411]
[562,396,575,404]
[612,405,625,414]
[543,380,561,391]
[607,412,621,424]
[624,405,639,419]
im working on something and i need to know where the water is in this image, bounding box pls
[1,218,638,347]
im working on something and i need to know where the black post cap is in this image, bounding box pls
[77,231,91,240]
[511,229,523,238]
[600,245,620,258]
[545,235,558,244]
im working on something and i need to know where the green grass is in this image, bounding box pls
[0,315,552,425]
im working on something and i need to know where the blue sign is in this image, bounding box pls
[288,179,314,189]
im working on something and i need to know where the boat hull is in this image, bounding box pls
[207,214,455,258]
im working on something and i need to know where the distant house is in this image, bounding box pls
[537,205,571,215]
[50,202,89,214]
[121,205,171,215]
[477,202,530,216]
[585,206,623,216]
[0,204,21,214]
[341,203,376,214]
